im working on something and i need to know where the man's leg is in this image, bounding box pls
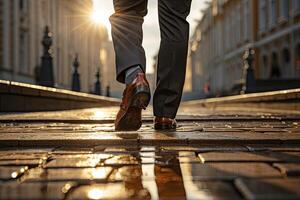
[110,0,148,83]
[110,0,151,131]
[154,0,192,121]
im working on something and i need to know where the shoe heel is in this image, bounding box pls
[131,85,150,109]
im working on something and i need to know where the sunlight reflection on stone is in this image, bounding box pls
[75,158,98,167]
[180,161,213,199]
[11,171,18,179]
[91,168,109,179]
[83,184,130,199]
[92,111,107,119]
[142,164,158,199]
[62,182,77,194]
[11,167,28,179]
[88,188,104,200]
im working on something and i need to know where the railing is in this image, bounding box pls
[37,26,108,96]
[233,48,300,94]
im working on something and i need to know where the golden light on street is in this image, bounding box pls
[91,0,111,29]
[91,168,108,179]
[92,110,107,119]
[88,188,104,200]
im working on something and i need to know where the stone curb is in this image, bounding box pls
[0,80,120,112]
[183,88,300,106]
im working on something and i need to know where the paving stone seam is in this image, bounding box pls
[3,139,300,147]
[2,117,300,124]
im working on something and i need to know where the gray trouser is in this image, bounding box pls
[110,0,192,118]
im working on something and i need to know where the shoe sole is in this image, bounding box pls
[115,85,150,131]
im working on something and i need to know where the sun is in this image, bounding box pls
[90,11,110,27]
[90,0,111,29]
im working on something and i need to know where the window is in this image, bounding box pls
[225,13,230,50]
[270,52,281,78]
[279,0,289,19]
[295,0,300,12]
[282,48,291,64]
[282,48,291,77]
[243,0,250,40]
[215,22,221,56]
[19,0,24,10]
[19,0,27,11]
[296,44,300,70]
[259,0,267,32]
[269,0,277,27]
[230,11,235,48]
[263,55,268,67]
[19,32,28,73]
[261,55,269,78]
[231,6,239,46]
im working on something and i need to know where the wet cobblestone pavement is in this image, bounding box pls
[0,105,300,199]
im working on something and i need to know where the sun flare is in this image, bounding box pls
[91,0,111,29]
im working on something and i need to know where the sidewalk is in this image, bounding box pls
[0,92,300,199]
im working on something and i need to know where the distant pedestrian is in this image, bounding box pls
[110,0,192,131]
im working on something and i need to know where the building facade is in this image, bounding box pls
[100,40,124,97]
[189,0,300,97]
[0,0,113,93]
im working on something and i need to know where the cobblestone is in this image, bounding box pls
[0,152,48,160]
[0,159,41,167]
[235,178,300,200]
[45,156,104,168]
[0,182,68,200]
[104,154,140,166]
[22,167,112,182]
[0,104,300,199]
[183,181,242,200]
[67,183,151,200]
[180,163,282,180]
[246,144,300,152]
[197,151,300,163]
[161,145,249,152]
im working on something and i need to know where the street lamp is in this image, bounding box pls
[39,26,55,87]
[71,54,81,92]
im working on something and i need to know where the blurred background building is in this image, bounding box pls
[187,0,300,98]
[100,40,123,97]
[0,0,121,95]
[2,0,300,100]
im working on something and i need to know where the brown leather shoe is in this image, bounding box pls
[115,73,151,131]
[154,117,177,130]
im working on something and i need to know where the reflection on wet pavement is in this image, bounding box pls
[0,149,246,199]
[1,106,300,199]
[1,145,300,199]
